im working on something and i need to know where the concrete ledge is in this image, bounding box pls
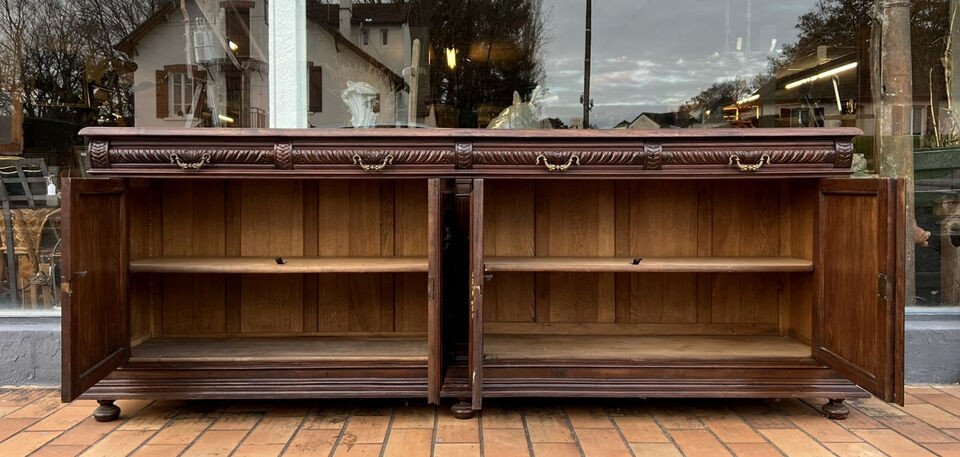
[0,313,60,387]
[906,307,960,384]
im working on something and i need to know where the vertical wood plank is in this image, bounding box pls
[239,181,304,333]
[160,181,227,335]
[710,181,781,324]
[394,180,428,333]
[483,181,535,323]
[225,181,242,333]
[302,181,319,333]
[127,180,161,343]
[535,181,615,323]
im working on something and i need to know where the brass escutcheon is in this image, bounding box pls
[536,154,580,172]
[170,153,211,170]
[353,154,394,172]
[728,154,771,172]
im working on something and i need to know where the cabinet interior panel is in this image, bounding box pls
[130,336,428,363]
[484,335,811,361]
[128,179,430,341]
[483,180,817,337]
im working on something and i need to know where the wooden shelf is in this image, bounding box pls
[484,335,812,361]
[129,256,428,274]
[484,256,813,273]
[130,337,428,363]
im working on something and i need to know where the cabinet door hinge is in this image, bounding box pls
[878,273,893,303]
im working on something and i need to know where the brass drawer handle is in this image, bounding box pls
[170,153,211,170]
[536,154,580,172]
[353,154,394,172]
[728,154,771,172]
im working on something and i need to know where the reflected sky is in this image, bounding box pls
[535,0,817,127]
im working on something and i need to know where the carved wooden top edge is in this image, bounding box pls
[85,129,858,174]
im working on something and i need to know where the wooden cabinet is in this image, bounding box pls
[64,127,902,422]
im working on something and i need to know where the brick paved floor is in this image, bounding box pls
[1,387,960,456]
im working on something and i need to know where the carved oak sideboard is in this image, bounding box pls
[64,127,901,422]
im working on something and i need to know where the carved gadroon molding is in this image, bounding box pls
[835,141,854,168]
[643,143,663,170]
[107,147,274,165]
[294,149,454,165]
[88,141,110,168]
[662,147,836,165]
[473,149,642,166]
[455,143,473,169]
[274,143,294,170]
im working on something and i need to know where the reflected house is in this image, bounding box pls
[116,0,411,129]
[728,48,871,133]
[618,112,698,130]
[116,0,270,128]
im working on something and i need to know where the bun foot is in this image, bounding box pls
[451,401,475,420]
[94,400,121,422]
[822,399,849,420]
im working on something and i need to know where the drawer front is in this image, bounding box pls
[89,140,456,174]
[464,139,850,176]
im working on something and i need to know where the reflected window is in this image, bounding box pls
[170,73,195,117]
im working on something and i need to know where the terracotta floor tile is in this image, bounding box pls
[117,404,181,431]
[576,428,631,457]
[758,428,834,457]
[332,443,383,457]
[181,430,248,457]
[390,405,435,429]
[79,430,154,457]
[5,395,63,419]
[114,400,154,419]
[629,443,682,457]
[852,429,937,457]
[668,429,733,457]
[209,413,261,431]
[0,417,40,442]
[27,407,91,432]
[524,414,574,443]
[341,415,390,444]
[565,405,614,429]
[906,393,927,405]
[839,408,886,429]
[824,442,888,457]
[241,416,302,445]
[482,407,524,429]
[436,413,480,443]
[47,417,121,447]
[482,428,530,457]
[283,429,339,457]
[0,431,60,457]
[702,415,764,443]
[787,414,861,442]
[148,417,213,445]
[129,444,188,457]
[301,413,347,430]
[231,443,284,457]
[433,443,480,457]
[0,390,49,408]
[876,415,957,443]
[915,394,960,416]
[383,427,433,457]
[925,443,960,456]
[264,402,312,417]
[852,397,909,417]
[903,404,960,429]
[613,415,668,443]
[30,445,90,457]
[726,442,784,457]
[740,412,796,430]
[531,442,581,457]
[653,409,705,429]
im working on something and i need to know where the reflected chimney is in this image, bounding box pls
[339,0,353,40]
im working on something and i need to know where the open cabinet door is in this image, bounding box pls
[469,179,484,411]
[61,178,130,402]
[428,179,445,404]
[814,178,904,404]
